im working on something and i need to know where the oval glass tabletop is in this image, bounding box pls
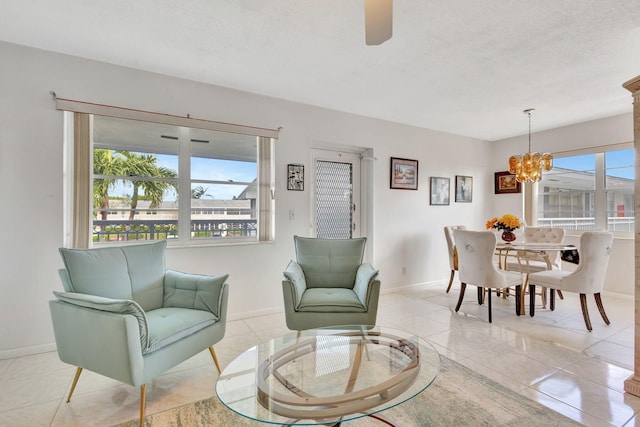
[215,325,441,426]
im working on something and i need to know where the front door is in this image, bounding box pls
[312,150,361,238]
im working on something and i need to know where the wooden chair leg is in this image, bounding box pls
[140,384,147,427]
[66,367,83,403]
[446,270,455,293]
[557,289,564,300]
[594,293,611,325]
[579,293,592,331]
[477,287,484,305]
[529,284,536,317]
[515,285,521,315]
[455,283,467,312]
[209,346,222,373]
[487,288,493,323]
[550,289,555,311]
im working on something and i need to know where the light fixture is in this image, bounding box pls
[508,108,553,183]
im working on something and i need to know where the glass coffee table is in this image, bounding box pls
[216,326,440,426]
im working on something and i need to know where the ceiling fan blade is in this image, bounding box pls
[364,0,393,45]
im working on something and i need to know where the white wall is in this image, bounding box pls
[0,42,492,358]
[489,113,635,296]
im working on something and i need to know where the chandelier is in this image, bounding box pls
[508,109,553,183]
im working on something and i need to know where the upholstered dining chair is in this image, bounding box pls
[282,236,380,331]
[454,230,523,322]
[444,225,466,293]
[49,240,229,426]
[504,226,565,308]
[528,231,613,331]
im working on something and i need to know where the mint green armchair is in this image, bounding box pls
[49,240,229,426]
[282,236,380,331]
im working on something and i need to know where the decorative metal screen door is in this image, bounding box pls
[313,151,361,239]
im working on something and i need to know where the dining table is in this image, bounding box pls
[495,242,577,316]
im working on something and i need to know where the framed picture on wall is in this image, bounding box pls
[455,175,473,202]
[390,157,418,190]
[287,164,304,191]
[494,171,521,194]
[430,177,450,205]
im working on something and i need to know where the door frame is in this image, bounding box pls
[310,147,374,259]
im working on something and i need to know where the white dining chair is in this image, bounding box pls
[528,231,613,331]
[444,225,466,293]
[454,230,523,322]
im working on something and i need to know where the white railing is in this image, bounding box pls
[537,217,634,232]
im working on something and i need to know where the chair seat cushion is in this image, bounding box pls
[297,288,366,313]
[505,260,554,274]
[528,270,573,289]
[145,307,217,354]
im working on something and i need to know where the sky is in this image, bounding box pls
[109,153,257,202]
[553,148,634,179]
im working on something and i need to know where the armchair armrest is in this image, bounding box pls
[353,263,380,307]
[53,291,148,351]
[49,297,146,385]
[282,260,307,309]
[163,270,229,318]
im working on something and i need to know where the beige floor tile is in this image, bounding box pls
[585,340,635,371]
[519,387,615,427]
[533,370,640,425]
[0,399,61,427]
[562,357,633,393]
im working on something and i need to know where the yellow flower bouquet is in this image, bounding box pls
[486,214,522,232]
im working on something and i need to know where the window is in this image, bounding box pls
[537,147,634,233]
[89,115,272,245]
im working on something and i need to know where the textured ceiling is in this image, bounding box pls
[1,0,639,140]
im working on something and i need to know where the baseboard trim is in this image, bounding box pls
[0,342,57,360]
[380,280,443,294]
[227,306,283,321]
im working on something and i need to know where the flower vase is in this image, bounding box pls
[501,230,516,243]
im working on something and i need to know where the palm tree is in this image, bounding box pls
[93,149,125,220]
[119,152,177,220]
[191,185,209,199]
[92,150,177,221]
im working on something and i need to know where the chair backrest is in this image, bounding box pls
[523,226,565,268]
[444,225,466,270]
[294,236,366,288]
[567,231,613,293]
[58,240,167,311]
[454,230,506,288]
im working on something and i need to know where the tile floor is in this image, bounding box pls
[0,282,638,426]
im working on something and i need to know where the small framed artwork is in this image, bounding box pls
[494,171,521,194]
[390,157,418,190]
[455,175,473,203]
[430,177,450,205]
[287,164,304,191]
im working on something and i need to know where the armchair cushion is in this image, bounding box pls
[145,307,217,353]
[163,270,228,316]
[294,236,366,288]
[59,240,166,311]
[297,288,366,312]
[53,291,149,351]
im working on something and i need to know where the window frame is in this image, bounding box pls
[59,99,278,248]
[530,142,634,238]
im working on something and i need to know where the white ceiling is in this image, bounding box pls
[1,0,639,141]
